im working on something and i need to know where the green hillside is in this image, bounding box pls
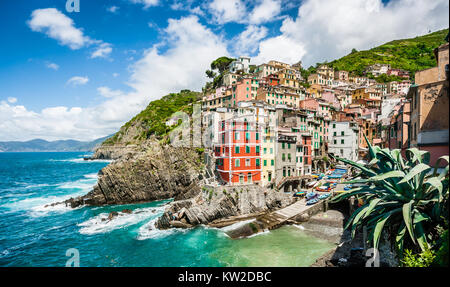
[324,28,449,77]
[103,90,201,145]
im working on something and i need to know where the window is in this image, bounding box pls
[256,146,260,154]
[235,132,240,140]
[256,133,259,140]
[271,159,274,166]
[333,132,337,136]
[288,154,291,161]
[256,159,260,167]
[245,146,250,153]
[270,148,273,154]
[245,132,250,141]
[235,146,240,154]
[245,159,251,167]
[282,153,286,161]
[341,131,345,136]
[264,160,267,166]
[282,143,285,149]
[341,139,345,144]
[235,159,240,167]
[264,148,267,154]
[288,143,291,149]
[334,140,337,144]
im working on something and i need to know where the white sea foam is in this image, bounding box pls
[78,206,165,235]
[136,218,189,240]
[293,224,305,230]
[83,173,98,179]
[2,174,97,217]
[246,229,270,238]
[220,219,256,232]
[49,158,113,163]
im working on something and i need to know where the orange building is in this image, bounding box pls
[215,116,262,185]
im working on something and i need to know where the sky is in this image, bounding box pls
[0,0,448,142]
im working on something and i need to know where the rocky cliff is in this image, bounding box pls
[155,185,294,229]
[65,138,217,208]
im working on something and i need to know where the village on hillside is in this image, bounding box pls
[194,40,449,189]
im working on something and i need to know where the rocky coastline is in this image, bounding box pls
[60,138,216,208]
[155,185,294,230]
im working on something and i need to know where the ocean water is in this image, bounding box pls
[0,152,335,267]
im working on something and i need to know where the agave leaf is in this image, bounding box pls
[413,218,428,251]
[423,177,443,201]
[368,170,405,182]
[413,210,431,223]
[396,222,406,258]
[391,149,406,170]
[432,156,449,177]
[437,165,449,180]
[363,133,377,160]
[351,205,371,237]
[398,163,431,185]
[373,212,392,250]
[362,198,383,219]
[406,148,424,164]
[331,155,377,177]
[344,204,370,230]
[329,188,377,203]
[402,200,416,244]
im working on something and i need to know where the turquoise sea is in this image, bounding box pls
[0,152,335,267]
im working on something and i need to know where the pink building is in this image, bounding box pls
[322,90,341,110]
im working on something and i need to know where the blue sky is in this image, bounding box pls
[0,0,448,141]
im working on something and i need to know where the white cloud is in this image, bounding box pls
[97,87,124,98]
[129,0,159,9]
[46,62,59,70]
[113,73,119,78]
[260,0,449,67]
[128,15,228,100]
[253,35,306,65]
[1,16,228,141]
[207,0,282,25]
[66,76,89,86]
[107,6,120,13]
[208,0,247,24]
[233,25,268,55]
[28,8,90,50]
[7,97,17,104]
[91,43,113,59]
[28,8,113,60]
[248,0,282,24]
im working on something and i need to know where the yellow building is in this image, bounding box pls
[307,84,323,98]
[278,68,300,88]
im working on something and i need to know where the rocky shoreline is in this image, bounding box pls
[155,185,294,231]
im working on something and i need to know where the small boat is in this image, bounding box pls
[344,184,353,191]
[318,193,331,200]
[307,180,318,187]
[306,198,319,205]
[306,191,318,200]
[294,191,306,198]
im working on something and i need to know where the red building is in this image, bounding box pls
[215,117,262,185]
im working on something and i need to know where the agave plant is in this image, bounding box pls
[330,135,449,257]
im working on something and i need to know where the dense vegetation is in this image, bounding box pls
[103,90,201,145]
[303,28,449,81]
[330,136,449,266]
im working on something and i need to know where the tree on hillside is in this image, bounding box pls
[210,57,235,74]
